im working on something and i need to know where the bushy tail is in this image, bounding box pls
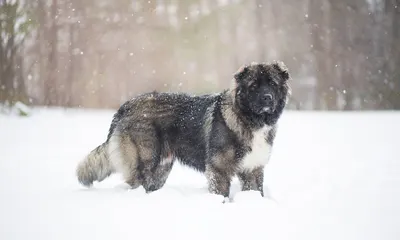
[76,142,114,187]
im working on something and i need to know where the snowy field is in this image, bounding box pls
[1,108,399,240]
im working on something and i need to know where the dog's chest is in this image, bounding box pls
[240,125,272,171]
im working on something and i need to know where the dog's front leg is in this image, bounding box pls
[205,164,232,198]
[253,166,265,197]
[238,167,264,197]
[237,171,256,191]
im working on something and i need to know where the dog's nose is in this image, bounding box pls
[263,94,273,102]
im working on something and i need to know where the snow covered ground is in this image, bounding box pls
[1,108,399,240]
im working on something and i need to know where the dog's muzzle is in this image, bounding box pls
[260,94,275,113]
[261,106,274,114]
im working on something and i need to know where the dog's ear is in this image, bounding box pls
[233,64,250,83]
[271,60,290,81]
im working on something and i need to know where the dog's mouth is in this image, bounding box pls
[258,106,274,114]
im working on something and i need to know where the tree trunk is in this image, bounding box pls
[66,23,76,107]
[3,2,17,103]
[390,0,400,109]
[0,4,4,102]
[308,0,337,110]
[44,0,59,106]
[15,43,28,103]
[36,0,47,105]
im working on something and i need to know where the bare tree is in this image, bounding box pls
[43,0,59,106]
[384,0,400,109]
[0,0,31,104]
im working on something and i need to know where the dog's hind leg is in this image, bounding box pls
[108,133,142,189]
[135,135,174,193]
[130,123,175,193]
[125,170,141,189]
[148,157,174,192]
[136,144,158,193]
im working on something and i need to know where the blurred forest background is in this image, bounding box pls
[0,0,399,111]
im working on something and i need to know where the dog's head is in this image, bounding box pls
[232,61,291,115]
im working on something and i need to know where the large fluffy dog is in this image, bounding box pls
[76,61,291,198]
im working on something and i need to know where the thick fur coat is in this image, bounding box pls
[76,61,291,198]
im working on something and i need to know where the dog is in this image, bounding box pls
[76,61,291,198]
